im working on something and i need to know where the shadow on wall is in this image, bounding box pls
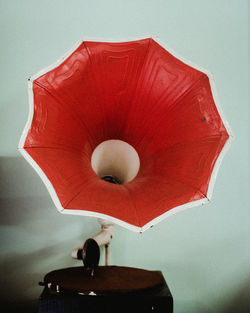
[221,273,250,313]
[0,156,97,313]
[0,300,38,313]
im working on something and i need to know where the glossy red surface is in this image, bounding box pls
[23,38,230,228]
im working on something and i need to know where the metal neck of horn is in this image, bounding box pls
[71,218,115,272]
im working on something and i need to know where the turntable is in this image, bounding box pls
[38,192,173,312]
[39,266,172,313]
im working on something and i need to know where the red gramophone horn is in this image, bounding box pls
[19,36,233,232]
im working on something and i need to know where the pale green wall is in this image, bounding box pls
[0,0,249,312]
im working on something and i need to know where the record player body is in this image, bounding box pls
[39,266,173,313]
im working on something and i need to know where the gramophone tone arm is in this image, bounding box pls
[71,219,114,265]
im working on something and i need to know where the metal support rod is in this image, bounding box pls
[105,244,110,266]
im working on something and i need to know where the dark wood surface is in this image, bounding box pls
[44,266,167,295]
